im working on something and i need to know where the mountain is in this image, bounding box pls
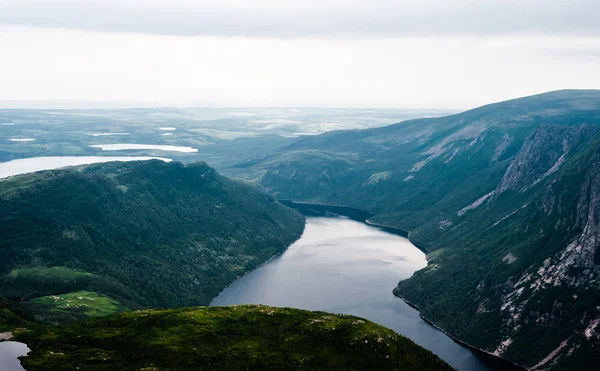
[15,305,453,371]
[0,160,305,323]
[229,90,600,370]
[395,126,600,370]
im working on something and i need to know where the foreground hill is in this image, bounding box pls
[230,90,600,370]
[0,160,305,322]
[15,305,453,371]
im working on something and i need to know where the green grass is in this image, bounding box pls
[0,299,36,332]
[28,291,126,320]
[17,305,454,371]
[4,267,94,282]
[0,267,97,300]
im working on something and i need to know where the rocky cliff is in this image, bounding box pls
[230,90,600,370]
[395,124,600,370]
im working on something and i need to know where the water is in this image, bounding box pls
[7,138,36,142]
[0,156,172,179]
[88,133,129,136]
[211,214,491,371]
[0,342,29,371]
[89,144,197,152]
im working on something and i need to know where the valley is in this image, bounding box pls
[0,159,454,370]
[0,107,454,169]
[0,160,305,312]
[211,203,515,371]
[230,90,600,370]
[2,90,600,370]
[3,1,598,369]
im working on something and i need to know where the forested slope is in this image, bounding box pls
[0,160,305,322]
[231,90,600,370]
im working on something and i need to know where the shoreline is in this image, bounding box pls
[282,199,527,371]
[209,221,307,306]
[279,199,429,254]
[393,292,528,371]
[364,219,428,254]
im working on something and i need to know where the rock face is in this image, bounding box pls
[487,140,600,369]
[496,124,595,194]
[396,124,600,370]
[230,90,600,370]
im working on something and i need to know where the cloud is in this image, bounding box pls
[0,0,599,38]
[1,25,599,108]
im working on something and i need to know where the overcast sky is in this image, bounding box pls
[1,0,599,108]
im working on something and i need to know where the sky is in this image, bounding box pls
[0,0,599,109]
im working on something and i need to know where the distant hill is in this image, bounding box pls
[0,160,305,323]
[15,305,454,371]
[230,90,600,370]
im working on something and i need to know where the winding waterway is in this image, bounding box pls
[212,204,502,371]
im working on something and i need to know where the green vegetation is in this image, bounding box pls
[0,106,448,169]
[1,267,96,300]
[16,305,453,371]
[0,161,452,371]
[5,91,600,369]
[25,291,127,324]
[0,160,305,314]
[4,267,94,282]
[394,133,600,370]
[232,90,600,370]
[0,299,35,332]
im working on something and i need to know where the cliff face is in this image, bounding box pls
[231,90,600,370]
[397,127,600,370]
[490,133,600,369]
[495,124,595,194]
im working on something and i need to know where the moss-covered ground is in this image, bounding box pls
[17,305,454,371]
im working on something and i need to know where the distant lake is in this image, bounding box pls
[90,144,197,153]
[87,132,129,137]
[0,156,171,179]
[0,341,29,371]
[8,138,36,142]
[211,208,493,371]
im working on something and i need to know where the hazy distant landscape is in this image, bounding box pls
[0,107,456,169]
[2,1,600,370]
[3,91,600,371]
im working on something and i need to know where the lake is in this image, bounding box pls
[0,156,171,179]
[0,341,29,371]
[212,205,501,371]
[89,144,197,152]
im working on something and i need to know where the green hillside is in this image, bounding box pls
[230,90,600,370]
[15,305,453,371]
[230,90,600,229]
[0,160,305,322]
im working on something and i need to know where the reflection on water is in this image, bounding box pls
[211,216,489,371]
[0,342,30,371]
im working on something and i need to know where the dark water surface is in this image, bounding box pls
[211,208,493,370]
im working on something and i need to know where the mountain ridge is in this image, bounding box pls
[229,90,600,370]
[0,160,305,322]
